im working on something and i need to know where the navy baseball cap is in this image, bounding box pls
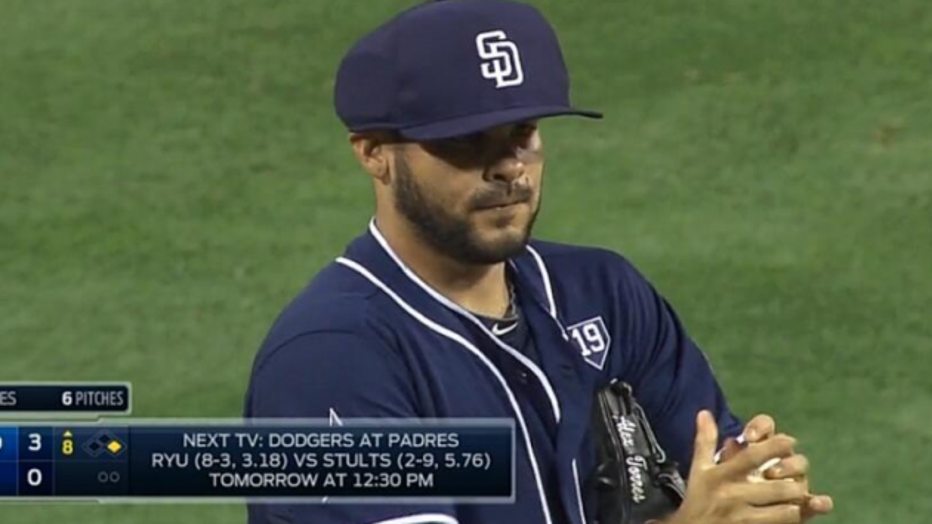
[334,0,602,141]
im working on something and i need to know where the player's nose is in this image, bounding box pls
[483,154,526,185]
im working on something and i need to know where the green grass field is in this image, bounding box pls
[2,0,930,522]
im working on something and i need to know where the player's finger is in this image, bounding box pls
[735,480,809,506]
[763,454,809,481]
[721,435,796,478]
[714,436,743,464]
[802,494,834,521]
[741,504,803,524]
[690,410,719,471]
[742,414,776,443]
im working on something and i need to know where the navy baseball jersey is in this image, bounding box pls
[245,222,743,524]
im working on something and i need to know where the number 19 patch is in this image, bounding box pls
[567,316,611,370]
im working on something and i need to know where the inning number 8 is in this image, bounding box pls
[571,323,606,356]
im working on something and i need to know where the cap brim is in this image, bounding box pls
[397,105,602,141]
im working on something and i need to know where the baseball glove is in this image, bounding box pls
[591,380,687,524]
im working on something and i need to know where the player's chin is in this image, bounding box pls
[472,220,533,257]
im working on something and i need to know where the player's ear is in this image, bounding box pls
[349,132,394,184]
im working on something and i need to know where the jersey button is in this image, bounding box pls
[516,370,529,383]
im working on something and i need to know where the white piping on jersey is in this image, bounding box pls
[571,459,587,524]
[368,513,460,524]
[337,256,554,524]
[520,245,570,342]
[372,513,460,524]
[368,220,563,425]
[526,245,587,524]
[525,245,557,318]
[523,239,587,524]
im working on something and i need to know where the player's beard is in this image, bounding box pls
[392,155,539,265]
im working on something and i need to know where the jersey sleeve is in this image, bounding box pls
[245,330,459,524]
[609,259,744,474]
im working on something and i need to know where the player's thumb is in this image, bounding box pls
[690,410,719,471]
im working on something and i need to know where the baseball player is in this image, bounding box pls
[245,1,834,523]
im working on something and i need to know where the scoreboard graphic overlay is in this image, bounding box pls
[0,383,131,417]
[0,421,514,502]
[0,383,514,503]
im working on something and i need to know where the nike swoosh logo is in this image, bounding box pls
[491,322,518,336]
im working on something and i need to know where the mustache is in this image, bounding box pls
[470,184,534,210]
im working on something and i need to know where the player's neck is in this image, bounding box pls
[374,216,510,318]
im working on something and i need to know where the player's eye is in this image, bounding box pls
[513,123,537,138]
[423,132,487,162]
[511,124,539,150]
[513,124,537,147]
[422,123,539,167]
[444,132,486,150]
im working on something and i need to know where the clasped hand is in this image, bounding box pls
[665,411,833,524]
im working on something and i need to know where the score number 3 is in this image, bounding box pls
[0,433,43,452]
[29,433,41,452]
